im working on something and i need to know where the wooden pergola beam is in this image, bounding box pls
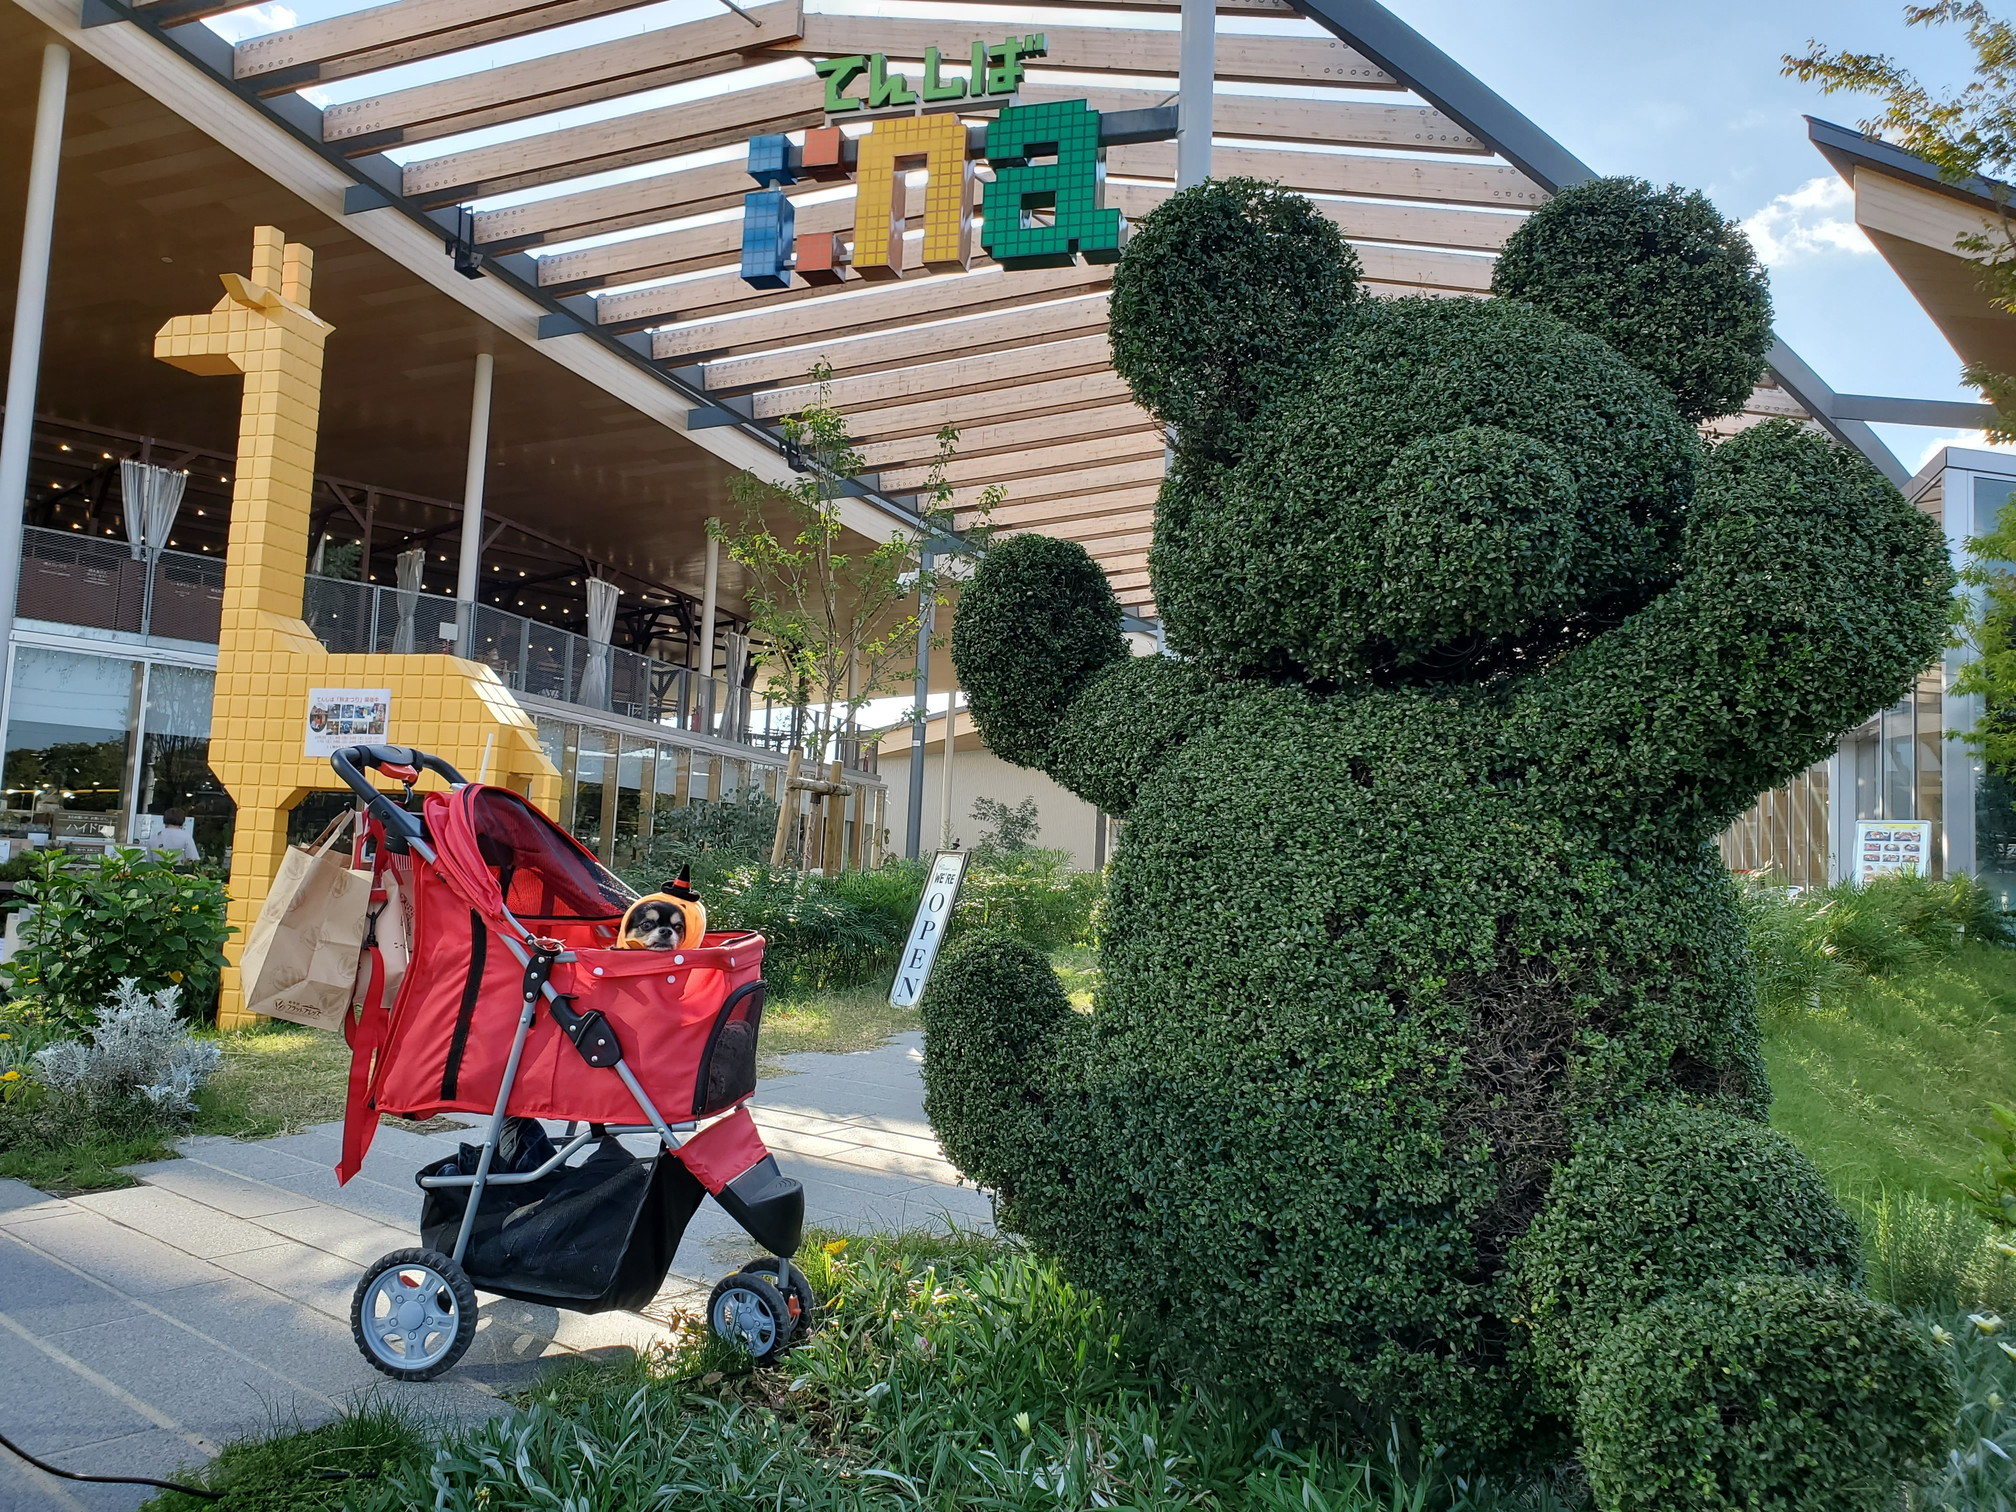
[654,260,1112,360]
[755,333,1111,419]
[536,189,906,292]
[948,452,1164,513]
[702,292,1112,392]
[475,158,754,251]
[323,3,800,149]
[971,485,1163,531]
[1021,82,1490,155]
[1109,140,1546,209]
[1106,181,1522,252]
[400,75,823,205]
[845,370,1135,440]
[877,426,1161,492]
[855,402,1152,469]
[762,18,1396,89]
[233,0,665,91]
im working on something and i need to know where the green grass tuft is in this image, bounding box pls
[138,1400,431,1512]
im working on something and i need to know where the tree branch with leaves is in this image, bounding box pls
[714,362,1000,772]
[1786,1,2016,437]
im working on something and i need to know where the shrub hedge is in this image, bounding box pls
[1512,1101,1864,1403]
[1577,1274,1956,1512]
[1107,175,1361,458]
[1490,176,1774,423]
[931,177,1955,1475]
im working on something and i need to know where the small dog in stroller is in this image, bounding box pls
[329,745,812,1382]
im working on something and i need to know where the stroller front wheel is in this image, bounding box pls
[707,1270,795,1364]
[351,1248,478,1381]
[737,1256,815,1339]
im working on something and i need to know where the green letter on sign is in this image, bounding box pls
[980,101,1123,269]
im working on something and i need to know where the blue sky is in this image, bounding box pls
[1380,0,1998,473]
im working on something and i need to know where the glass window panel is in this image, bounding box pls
[136,665,233,862]
[1916,681,1945,876]
[612,736,653,868]
[1882,697,1915,819]
[1977,765,2016,908]
[572,730,608,853]
[1975,475,2016,542]
[4,647,137,830]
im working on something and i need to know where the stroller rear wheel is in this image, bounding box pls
[707,1269,795,1364]
[351,1249,477,1381]
[737,1256,815,1339]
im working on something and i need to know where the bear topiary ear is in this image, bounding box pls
[1109,178,1360,454]
[1490,177,1773,424]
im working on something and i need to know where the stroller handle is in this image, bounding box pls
[330,745,468,846]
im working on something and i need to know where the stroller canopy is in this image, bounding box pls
[432,784,636,932]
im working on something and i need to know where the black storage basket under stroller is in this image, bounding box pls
[418,1134,708,1313]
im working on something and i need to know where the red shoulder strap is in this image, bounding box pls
[337,844,395,1184]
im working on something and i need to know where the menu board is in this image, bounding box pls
[304,688,391,757]
[1854,819,1932,884]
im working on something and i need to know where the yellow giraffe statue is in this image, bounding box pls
[156,227,558,1027]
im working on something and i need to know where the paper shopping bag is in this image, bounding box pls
[239,812,369,1031]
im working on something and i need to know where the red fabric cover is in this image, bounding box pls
[338,844,397,1184]
[346,784,765,1138]
[675,1106,769,1194]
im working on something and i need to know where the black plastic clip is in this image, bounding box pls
[522,949,621,1067]
[548,997,622,1069]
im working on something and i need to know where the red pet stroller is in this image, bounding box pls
[330,745,809,1381]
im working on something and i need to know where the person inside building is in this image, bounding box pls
[150,807,202,866]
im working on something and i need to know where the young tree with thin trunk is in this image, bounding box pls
[715,365,999,860]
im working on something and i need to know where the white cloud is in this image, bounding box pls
[203,4,298,44]
[1910,428,2016,474]
[1742,177,1874,267]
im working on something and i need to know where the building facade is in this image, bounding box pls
[1719,445,2008,898]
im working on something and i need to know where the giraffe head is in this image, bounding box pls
[155,225,332,376]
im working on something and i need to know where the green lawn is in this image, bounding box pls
[1762,943,2016,1201]
[758,983,919,1070]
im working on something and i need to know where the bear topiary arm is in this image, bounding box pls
[953,533,1127,769]
[1516,419,1953,836]
[953,534,1220,815]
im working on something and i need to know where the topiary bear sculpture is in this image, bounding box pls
[922,176,1959,1503]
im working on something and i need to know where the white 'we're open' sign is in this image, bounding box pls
[889,850,971,1007]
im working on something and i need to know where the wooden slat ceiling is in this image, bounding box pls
[188,0,1811,616]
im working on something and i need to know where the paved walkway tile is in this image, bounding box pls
[1,1032,984,1510]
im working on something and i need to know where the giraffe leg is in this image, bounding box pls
[218,793,289,1030]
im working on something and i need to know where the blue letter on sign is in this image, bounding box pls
[740,189,794,290]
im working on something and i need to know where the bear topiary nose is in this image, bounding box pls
[1369,426,1583,665]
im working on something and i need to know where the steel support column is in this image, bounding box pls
[698,527,720,731]
[454,351,493,656]
[906,549,934,859]
[1177,0,1216,189]
[0,43,70,747]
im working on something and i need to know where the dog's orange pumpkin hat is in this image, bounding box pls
[617,864,707,949]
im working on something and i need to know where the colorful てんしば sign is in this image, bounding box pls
[812,35,1047,114]
[740,44,1125,289]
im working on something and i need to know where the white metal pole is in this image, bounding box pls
[905,549,933,858]
[0,44,70,750]
[698,527,720,730]
[938,689,957,848]
[1176,0,1215,189]
[454,351,493,657]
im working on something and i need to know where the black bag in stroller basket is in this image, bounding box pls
[418,1131,707,1313]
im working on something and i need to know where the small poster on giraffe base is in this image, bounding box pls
[305,688,391,757]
